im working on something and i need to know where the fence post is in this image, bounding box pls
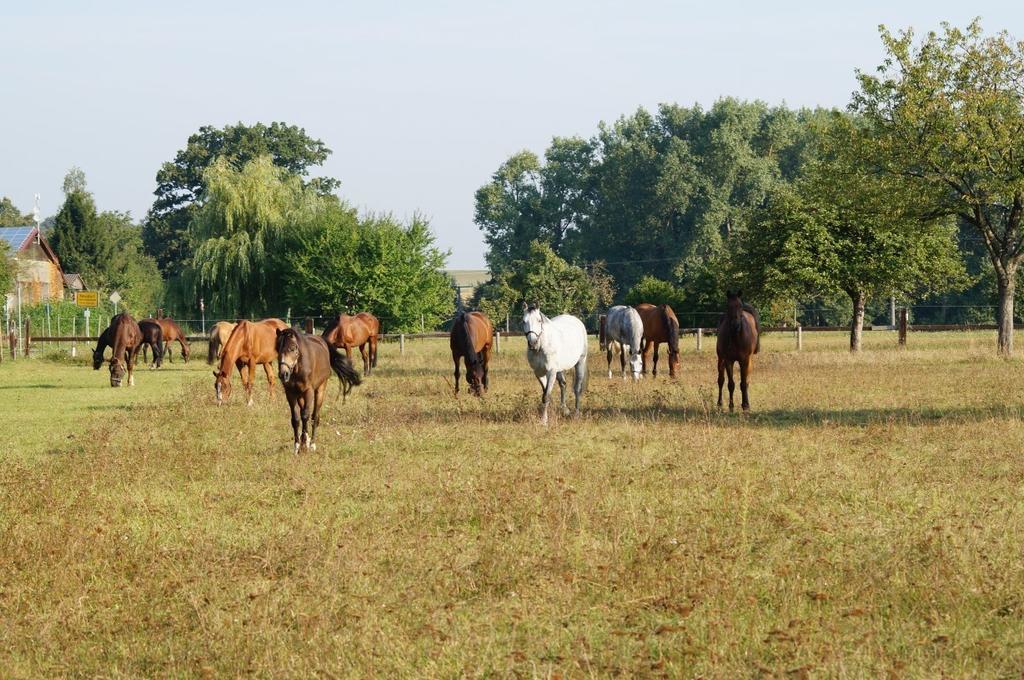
[399,333,405,355]
[696,327,702,351]
[898,308,908,347]
[24,318,31,358]
[304,317,314,334]
[506,314,510,333]
[495,331,501,354]
[8,329,15,359]
[796,325,803,351]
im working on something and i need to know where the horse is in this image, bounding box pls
[212,318,289,405]
[138,319,164,369]
[716,290,761,411]
[156,317,190,363]
[93,313,143,387]
[634,303,681,378]
[207,321,237,364]
[322,312,380,375]
[601,305,644,380]
[521,303,588,425]
[450,311,493,396]
[275,328,362,453]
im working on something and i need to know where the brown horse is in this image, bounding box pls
[207,321,237,364]
[450,311,493,396]
[213,318,288,405]
[634,303,681,377]
[322,312,380,375]
[138,319,164,368]
[93,313,143,387]
[275,328,362,453]
[716,291,760,411]
[157,317,190,363]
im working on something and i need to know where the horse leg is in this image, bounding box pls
[300,388,314,450]
[641,338,652,375]
[245,361,257,406]
[481,343,491,391]
[726,361,736,412]
[371,335,378,369]
[540,370,556,425]
[619,343,627,379]
[127,345,140,387]
[289,393,301,454]
[740,355,752,411]
[360,343,369,375]
[556,371,568,414]
[263,361,276,401]
[573,357,586,416]
[310,383,327,451]
[453,354,461,395]
[606,342,613,378]
[717,358,726,409]
[652,343,660,378]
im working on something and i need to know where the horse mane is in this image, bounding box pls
[454,312,480,368]
[660,304,680,356]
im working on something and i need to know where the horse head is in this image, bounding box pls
[109,357,127,387]
[726,290,744,336]
[276,328,301,384]
[522,302,545,351]
[212,369,231,404]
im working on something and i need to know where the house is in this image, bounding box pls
[1,225,66,306]
[446,269,490,306]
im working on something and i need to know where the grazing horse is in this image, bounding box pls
[322,312,380,375]
[634,303,681,377]
[522,303,588,425]
[601,305,644,380]
[157,317,190,363]
[275,328,361,453]
[450,311,493,396]
[213,318,288,405]
[138,319,164,369]
[93,313,142,387]
[716,290,761,411]
[207,321,237,364]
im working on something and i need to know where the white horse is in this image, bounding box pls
[602,305,644,380]
[522,303,588,425]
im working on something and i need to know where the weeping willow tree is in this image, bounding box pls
[187,155,318,317]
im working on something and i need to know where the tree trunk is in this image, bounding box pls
[996,267,1016,357]
[849,291,866,353]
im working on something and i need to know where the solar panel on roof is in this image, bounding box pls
[0,226,34,250]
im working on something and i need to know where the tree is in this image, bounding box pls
[186,155,310,318]
[49,189,117,287]
[734,115,967,351]
[0,242,14,298]
[62,166,87,196]
[144,121,337,274]
[287,207,453,332]
[624,275,687,311]
[853,21,1024,354]
[475,241,606,324]
[0,197,31,227]
[95,211,164,313]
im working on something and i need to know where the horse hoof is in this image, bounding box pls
[310,443,317,451]
[293,443,301,454]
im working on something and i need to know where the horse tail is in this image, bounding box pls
[207,329,219,364]
[454,312,480,368]
[661,305,680,357]
[598,314,607,351]
[330,349,362,401]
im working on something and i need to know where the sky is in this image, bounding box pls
[1,1,1022,269]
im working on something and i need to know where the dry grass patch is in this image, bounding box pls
[1,332,1023,676]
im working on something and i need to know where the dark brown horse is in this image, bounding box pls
[93,313,143,387]
[213,318,289,405]
[138,319,164,368]
[275,328,361,453]
[450,311,493,396]
[322,312,380,375]
[157,317,190,363]
[717,291,761,411]
[634,303,681,377]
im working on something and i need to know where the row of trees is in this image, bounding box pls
[473,21,1024,354]
[4,124,455,332]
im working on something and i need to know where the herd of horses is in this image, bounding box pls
[89,292,760,450]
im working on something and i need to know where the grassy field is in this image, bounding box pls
[2,331,1024,677]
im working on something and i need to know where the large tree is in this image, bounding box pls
[286,208,454,332]
[734,115,967,351]
[853,21,1024,355]
[144,122,337,274]
[49,187,116,286]
[0,197,32,227]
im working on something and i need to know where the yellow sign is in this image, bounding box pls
[75,291,99,308]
